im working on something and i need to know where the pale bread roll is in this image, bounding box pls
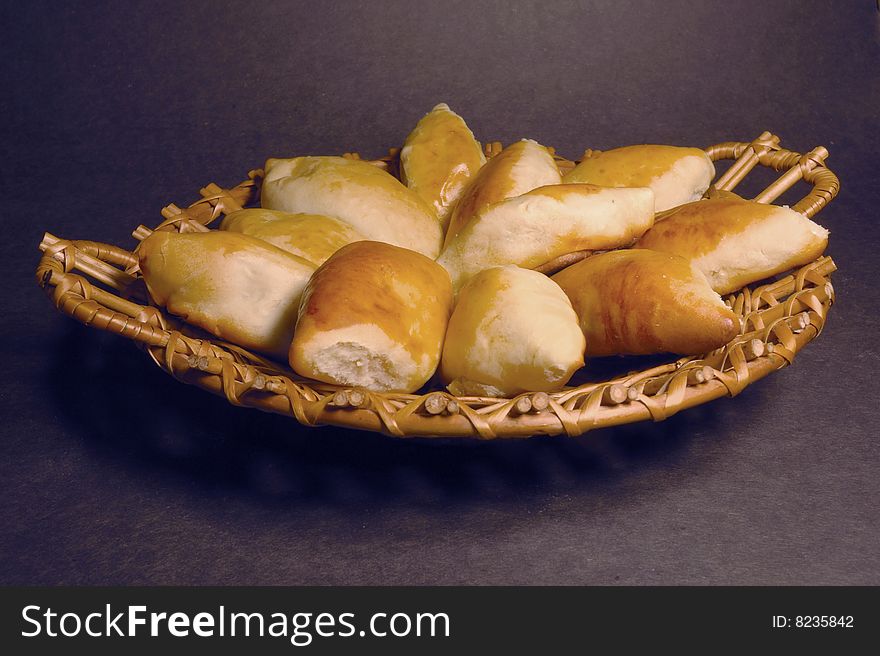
[400,103,486,231]
[261,156,443,258]
[552,249,739,356]
[635,198,829,295]
[444,139,561,247]
[441,266,585,397]
[220,208,365,266]
[138,231,316,358]
[290,241,454,393]
[438,184,655,292]
[563,145,715,212]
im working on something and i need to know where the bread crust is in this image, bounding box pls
[261,156,443,258]
[220,208,365,266]
[552,249,739,356]
[290,241,454,393]
[443,139,561,247]
[562,144,715,212]
[440,266,585,396]
[438,183,655,292]
[137,230,316,358]
[635,198,829,295]
[400,103,486,231]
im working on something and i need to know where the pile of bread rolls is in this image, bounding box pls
[137,103,829,397]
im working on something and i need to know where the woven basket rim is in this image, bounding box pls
[36,133,840,439]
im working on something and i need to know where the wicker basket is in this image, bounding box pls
[36,132,839,439]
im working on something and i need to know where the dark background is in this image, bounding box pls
[1,0,878,585]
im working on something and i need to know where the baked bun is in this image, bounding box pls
[438,184,655,292]
[261,156,443,258]
[444,139,561,247]
[440,266,585,397]
[138,231,316,358]
[562,145,715,212]
[290,241,453,393]
[552,249,739,356]
[400,103,486,231]
[635,197,829,295]
[220,208,365,266]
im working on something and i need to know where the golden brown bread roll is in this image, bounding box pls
[219,208,365,266]
[438,183,655,292]
[138,230,316,358]
[635,197,829,295]
[444,139,561,247]
[290,241,454,393]
[261,156,443,258]
[552,249,739,356]
[400,103,486,231]
[440,266,585,397]
[562,144,715,212]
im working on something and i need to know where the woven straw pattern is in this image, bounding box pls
[36,133,839,438]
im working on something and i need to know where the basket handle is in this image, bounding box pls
[706,133,839,218]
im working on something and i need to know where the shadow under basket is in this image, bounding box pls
[36,132,840,439]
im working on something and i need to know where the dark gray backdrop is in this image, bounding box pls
[1,0,878,584]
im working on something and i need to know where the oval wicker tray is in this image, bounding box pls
[36,132,839,439]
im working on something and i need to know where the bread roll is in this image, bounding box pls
[635,198,829,295]
[440,266,585,397]
[444,139,561,247]
[261,156,443,258]
[138,230,316,358]
[400,103,486,231]
[552,249,739,356]
[438,184,655,292]
[290,241,453,393]
[562,145,715,212]
[220,208,365,266]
